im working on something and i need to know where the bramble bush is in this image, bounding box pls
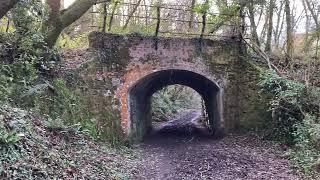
[260,70,320,174]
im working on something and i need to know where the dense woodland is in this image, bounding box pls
[0,0,320,178]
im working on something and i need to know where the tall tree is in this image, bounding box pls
[265,0,274,53]
[285,0,293,60]
[304,0,320,56]
[301,0,310,45]
[43,0,105,48]
[247,0,260,46]
[304,0,319,27]
[189,0,196,30]
[102,3,108,32]
[143,0,148,26]
[0,0,20,19]
[273,0,284,49]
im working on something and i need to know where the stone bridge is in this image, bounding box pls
[66,32,268,141]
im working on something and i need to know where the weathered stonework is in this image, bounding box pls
[65,32,268,141]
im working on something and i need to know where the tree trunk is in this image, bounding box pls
[274,0,284,49]
[260,15,268,45]
[276,11,285,49]
[256,5,264,25]
[265,0,274,53]
[285,0,293,60]
[108,1,118,32]
[304,0,319,27]
[247,1,260,46]
[143,0,148,26]
[0,0,20,19]
[200,0,209,39]
[304,0,319,56]
[6,16,10,32]
[302,0,309,50]
[189,0,196,30]
[43,0,99,48]
[102,3,108,32]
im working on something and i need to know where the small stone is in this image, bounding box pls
[104,90,112,97]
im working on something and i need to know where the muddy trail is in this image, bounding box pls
[133,110,301,180]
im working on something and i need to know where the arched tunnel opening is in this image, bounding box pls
[128,69,222,141]
[151,85,205,135]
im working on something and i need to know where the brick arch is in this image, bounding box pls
[118,68,224,140]
[73,32,267,142]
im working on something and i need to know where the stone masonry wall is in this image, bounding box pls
[63,32,268,140]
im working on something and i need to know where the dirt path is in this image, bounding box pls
[134,111,301,180]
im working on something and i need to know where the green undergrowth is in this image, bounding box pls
[260,70,320,176]
[56,33,89,50]
[0,104,141,179]
[36,79,98,138]
[0,30,131,175]
[152,85,202,122]
[0,30,125,146]
[0,2,136,178]
[34,78,125,146]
